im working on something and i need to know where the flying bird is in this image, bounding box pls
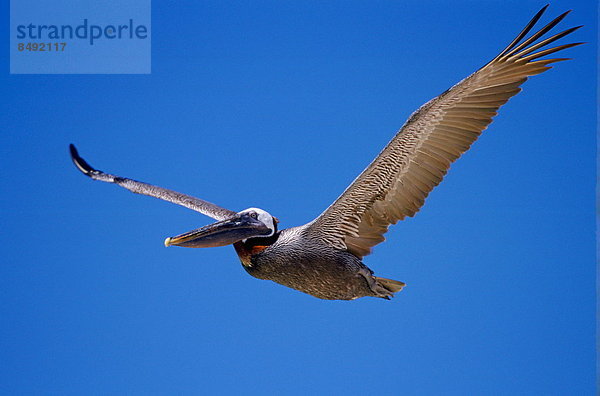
[70,6,581,300]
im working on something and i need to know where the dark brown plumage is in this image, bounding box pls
[70,7,580,300]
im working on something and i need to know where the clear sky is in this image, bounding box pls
[1,1,596,394]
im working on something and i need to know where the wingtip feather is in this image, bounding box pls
[69,144,95,176]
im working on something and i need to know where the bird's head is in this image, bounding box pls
[164,208,279,248]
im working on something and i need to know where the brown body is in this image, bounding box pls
[234,226,402,300]
[70,7,580,301]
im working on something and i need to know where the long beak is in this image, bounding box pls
[164,215,271,248]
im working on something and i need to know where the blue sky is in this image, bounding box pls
[1,1,596,394]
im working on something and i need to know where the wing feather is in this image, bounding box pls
[305,7,582,258]
[69,144,236,221]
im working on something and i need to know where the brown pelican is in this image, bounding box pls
[70,6,581,300]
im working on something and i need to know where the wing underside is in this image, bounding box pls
[69,144,237,221]
[306,6,582,258]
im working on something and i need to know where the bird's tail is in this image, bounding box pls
[374,276,406,293]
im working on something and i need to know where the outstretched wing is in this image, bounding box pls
[305,6,582,258]
[69,144,237,221]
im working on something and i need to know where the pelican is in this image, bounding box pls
[70,6,581,300]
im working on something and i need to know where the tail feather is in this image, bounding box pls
[375,276,406,293]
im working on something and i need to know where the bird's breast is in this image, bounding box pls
[233,242,270,269]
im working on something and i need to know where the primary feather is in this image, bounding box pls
[306,6,583,258]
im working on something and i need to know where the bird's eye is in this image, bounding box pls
[249,212,258,219]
